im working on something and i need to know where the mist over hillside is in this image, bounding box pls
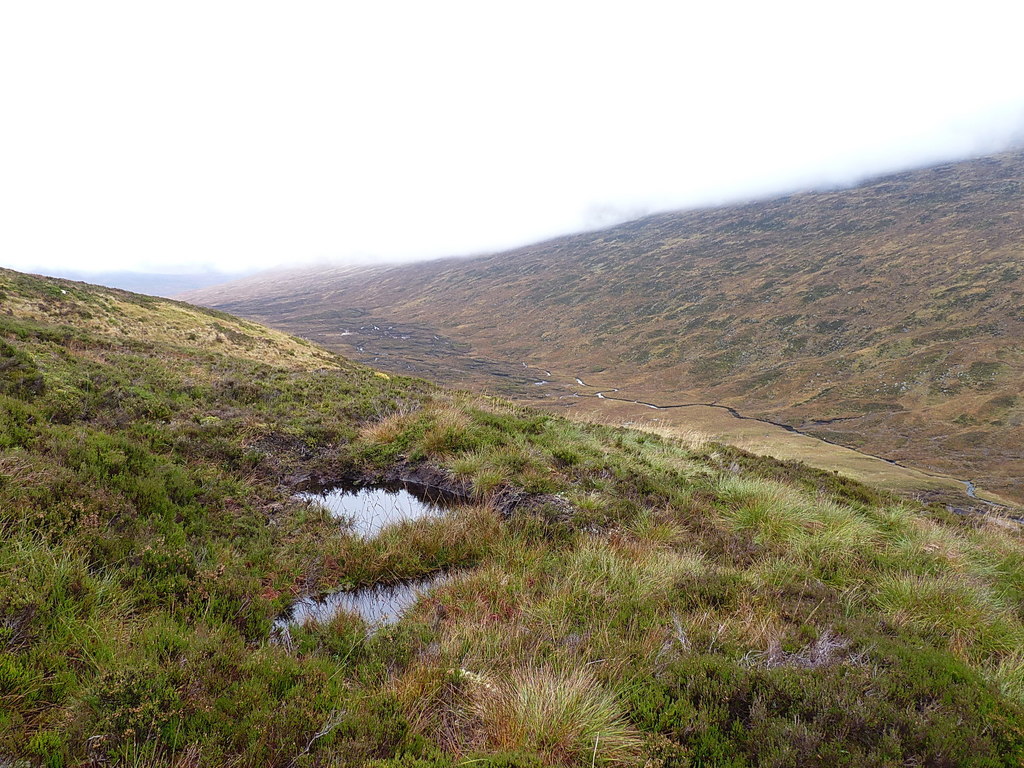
[183,150,1024,503]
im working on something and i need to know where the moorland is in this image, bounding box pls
[3,268,1024,766]
[184,150,1024,504]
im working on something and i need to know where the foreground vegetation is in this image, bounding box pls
[2,268,1024,766]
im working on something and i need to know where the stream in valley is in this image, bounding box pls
[556,374,990,504]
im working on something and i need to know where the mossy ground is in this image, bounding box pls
[2,269,1024,767]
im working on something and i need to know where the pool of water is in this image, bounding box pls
[275,481,462,635]
[297,482,454,539]
[273,573,449,634]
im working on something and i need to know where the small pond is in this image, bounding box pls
[272,572,449,634]
[296,481,458,539]
[275,481,463,634]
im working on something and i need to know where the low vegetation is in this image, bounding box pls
[2,269,1024,766]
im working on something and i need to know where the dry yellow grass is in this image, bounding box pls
[1,269,339,372]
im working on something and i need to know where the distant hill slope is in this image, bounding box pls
[183,151,1024,502]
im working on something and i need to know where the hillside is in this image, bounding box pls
[184,150,1024,503]
[5,268,1024,766]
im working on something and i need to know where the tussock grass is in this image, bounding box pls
[871,573,1024,659]
[417,403,475,457]
[887,517,972,574]
[561,539,694,605]
[990,652,1024,703]
[312,504,502,590]
[716,472,1024,665]
[451,450,511,497]
[715,474,883,580]
[716,475,819,545]
[360,403,421,444]
[471,666,642,766]
[625,507,687,546]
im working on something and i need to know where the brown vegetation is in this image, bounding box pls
[184,150,1024,502]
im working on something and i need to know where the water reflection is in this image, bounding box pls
[275,482,461,636]
[297,483,450,538]
[273,572,448,633]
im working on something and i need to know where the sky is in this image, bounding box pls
[2,1,1024,276]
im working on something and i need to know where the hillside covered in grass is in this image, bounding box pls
[184,150,1024,503]
[4,268,1024,767]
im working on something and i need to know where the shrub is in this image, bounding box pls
[0,340,44,399]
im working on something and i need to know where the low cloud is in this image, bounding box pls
[2,1,1023,275]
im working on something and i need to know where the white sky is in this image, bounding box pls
[2,1,1023,274]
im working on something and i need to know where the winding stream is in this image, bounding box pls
[574,379,990,504]
[512,363,993,505]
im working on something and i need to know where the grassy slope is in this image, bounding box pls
[3,269,1024,767]
[183,151,1024,503]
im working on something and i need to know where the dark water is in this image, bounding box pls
[297,482,452,538]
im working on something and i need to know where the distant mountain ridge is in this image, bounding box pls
[24,268,247,297]
[183,150,1024,502]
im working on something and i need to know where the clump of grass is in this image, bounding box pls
[361,404,420,444]
[716,475,889,583]
[471,666,641,766]
[317,504,502,588]
[716,474,818,545]
[793,499,881,581]
[451,450,509,497]
[532,539,696,630]
[989,652,1024,703]
[871,572,1024,659]
[883,515,971,575]
[625,507,685,546]
[417,403,476,457]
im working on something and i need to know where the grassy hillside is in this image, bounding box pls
[4,268,1024,766]
[184,150,1024,503]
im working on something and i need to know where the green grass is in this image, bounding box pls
[2,268,1024,766]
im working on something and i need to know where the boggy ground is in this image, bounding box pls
[3,269,1024,767]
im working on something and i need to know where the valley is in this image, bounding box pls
[252,314,998,503]
[8,5,1024,765]
[184,150,1024,504]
